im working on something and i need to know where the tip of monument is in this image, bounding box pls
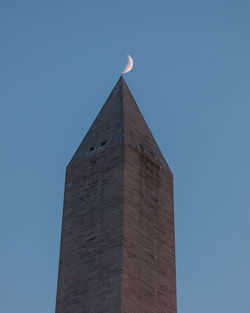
[119,74,128,86]
[114,75,127,90]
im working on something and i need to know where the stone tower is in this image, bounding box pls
[55,76,177,313]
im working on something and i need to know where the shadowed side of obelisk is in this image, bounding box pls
[121,78,177,313]
[55,78,125,313]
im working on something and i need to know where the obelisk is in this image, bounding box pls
[55,76,177,313]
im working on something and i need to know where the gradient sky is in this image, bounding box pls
[1,1,250,312]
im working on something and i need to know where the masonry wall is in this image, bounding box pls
[122,141,177,313]
[55,143,124,313]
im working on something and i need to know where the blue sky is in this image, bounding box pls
[0,1,250,312]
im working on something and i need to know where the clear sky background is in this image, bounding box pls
[1,1,250,312]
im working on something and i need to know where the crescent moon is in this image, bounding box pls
[122,54,134,74]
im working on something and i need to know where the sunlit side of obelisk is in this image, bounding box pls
[55,72,177,313]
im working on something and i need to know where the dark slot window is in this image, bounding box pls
[89,146,94,151]
[101,140,107,146]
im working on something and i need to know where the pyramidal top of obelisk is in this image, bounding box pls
[69,75,172,175]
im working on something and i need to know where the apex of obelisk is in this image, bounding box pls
[68,76,171,174]
[111,75,127,96]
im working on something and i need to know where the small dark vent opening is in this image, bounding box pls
[101,140,107,146]
[89,146,95,152]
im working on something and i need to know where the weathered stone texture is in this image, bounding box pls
[55,76,177,313]
[121,78,176,313]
